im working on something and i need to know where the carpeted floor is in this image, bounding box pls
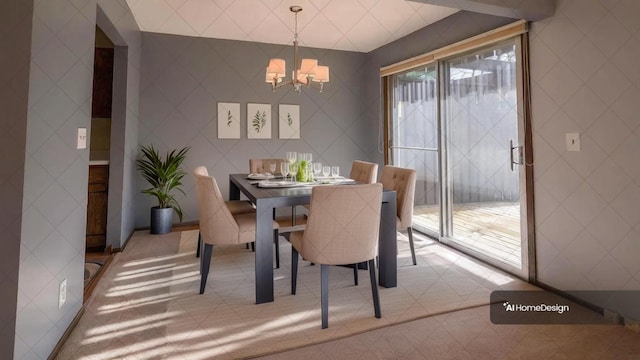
[58,229,540,359]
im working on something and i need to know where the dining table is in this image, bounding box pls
[229,173,398,304]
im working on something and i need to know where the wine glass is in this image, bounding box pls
[289,162,299,182]
[322,166,330,178]
[268,161,276,175]
[281,162,289,182]
[331,166,340,178]
[286,152,297,165]
[313,162,322,179]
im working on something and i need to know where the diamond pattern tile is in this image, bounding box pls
[125,0,458,52]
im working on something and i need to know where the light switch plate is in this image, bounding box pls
[566,133,580,152]
[77,128,87,149]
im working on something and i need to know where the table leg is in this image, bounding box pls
[229,179,240,200]
[255,200,275,303]
[378,194,397,288]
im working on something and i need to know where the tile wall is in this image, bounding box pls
[530,0,640,316]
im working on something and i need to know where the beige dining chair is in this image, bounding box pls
[349,160,378,184]
[290,183,383,329]
[249,158,284,174]
[380,165,418,265]
[193,166,255,258]
[193,169,280,294]
[250,158,304,248]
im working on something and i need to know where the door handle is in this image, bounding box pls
[510,140,523,171]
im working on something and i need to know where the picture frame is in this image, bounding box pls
[217,102,240,139]
[278,104,300,139]
[247,103,272,139]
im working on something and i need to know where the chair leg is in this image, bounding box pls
[196,231,201,258]
[199,244,213,294]
[368,259,381,319]
[274,230,280,269]
[353,264,358,286]
[408,227,417,265]
[251,242,255,252]
[291,247,299,295]
[321,264,329,329]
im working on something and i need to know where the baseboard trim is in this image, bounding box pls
[48,306,85,360]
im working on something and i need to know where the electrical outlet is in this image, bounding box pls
[566,133,580,152]
[77,128,87,149]
[58,278,67,309]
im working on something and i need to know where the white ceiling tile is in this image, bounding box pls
[301,13,344,50]
[131,0,175,30]
[125,0,458,52]
[176,0,222,34]
[225,0,270,38]
[202,13,246,40]
[164,0,189,10]
[158,12,199,37]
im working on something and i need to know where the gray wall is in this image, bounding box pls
[136,34,370,226]
[530,0,640,317]
[7,1,141,358]
[0,1,33,357]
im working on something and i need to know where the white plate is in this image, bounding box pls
[247,173,276,180]
[314,176,346,181]
[257,180,307,188]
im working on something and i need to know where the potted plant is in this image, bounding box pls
[136,144,190,234]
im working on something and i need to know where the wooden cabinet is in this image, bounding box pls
[86,165,109,251]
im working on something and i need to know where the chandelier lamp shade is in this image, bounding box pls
[266,6,329,93]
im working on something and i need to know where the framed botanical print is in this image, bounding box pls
[217,102,240,139]
[247,103,271,139]
[279,104,300,139]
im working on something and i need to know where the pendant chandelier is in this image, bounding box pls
[265,6,329,93]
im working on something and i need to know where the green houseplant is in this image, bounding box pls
[136,144,189,234]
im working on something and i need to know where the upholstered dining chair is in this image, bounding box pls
[193,169,280,294]
[290,183,383,329]
[193,166,255,258]
[249,158,284,174]
[380,165,417,265]
[349,160,378,184]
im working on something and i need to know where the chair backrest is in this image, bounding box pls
[249,159,284,174]
[380,165,416,228]
[193,166,240,245]
[302,183,383,265]
[349,160,378,184]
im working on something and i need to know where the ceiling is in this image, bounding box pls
[124,0,459,53]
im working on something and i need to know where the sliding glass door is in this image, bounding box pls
[390,65,440,238]
[389,37,530,279]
